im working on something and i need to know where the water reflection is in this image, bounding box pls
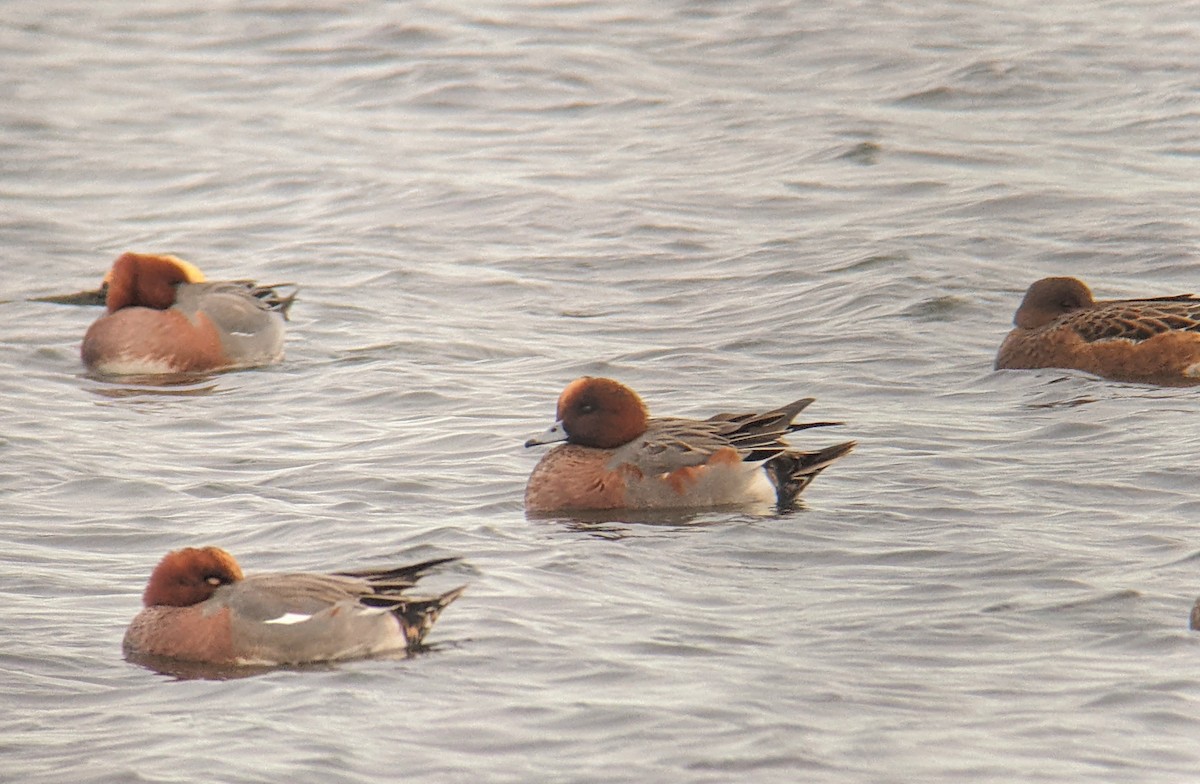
[82,373,221,399]
[124,644,448,681]
[125,652,290,681]
[535,504,793,539]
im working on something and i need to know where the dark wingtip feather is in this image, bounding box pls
[334,556,461,583]
[251,284,299,320]
[786,420,843,432]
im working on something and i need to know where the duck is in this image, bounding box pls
[123,547,464,666]
[995,276,1200,384]
[524,376,855,514]
[81,252,295,375]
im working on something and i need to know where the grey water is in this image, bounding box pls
[3,1,1200,782]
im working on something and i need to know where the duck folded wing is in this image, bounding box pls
[173,282,284,329]
[617,402,837,476]
[613,418,737,475]
[213,574,399,662]
[705,398,842,459]
[1071,299,1200,343]
[217,573,375,621]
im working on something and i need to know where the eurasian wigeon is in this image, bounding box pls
[524,377,855,514]
[123,547,464,666]
[81,252,296,375]
[996,276,1200,385]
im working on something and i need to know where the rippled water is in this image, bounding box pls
[4,1,1200,781]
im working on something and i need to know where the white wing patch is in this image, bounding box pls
[263,612,313,625]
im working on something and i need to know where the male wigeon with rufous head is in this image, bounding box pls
[996,276,1200,385]
[123,547,464,666]
[81,252,296,375]
[524,377,855,514]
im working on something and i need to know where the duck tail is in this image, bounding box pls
[766,441,856,510]
[396,586,467,648]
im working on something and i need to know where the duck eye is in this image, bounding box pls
[579,403,596,414]
[204,574,226,587]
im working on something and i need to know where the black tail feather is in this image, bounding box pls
[766,441,856,510]
[360,585,467,648]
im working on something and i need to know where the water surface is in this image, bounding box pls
[3,1,1200,782]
